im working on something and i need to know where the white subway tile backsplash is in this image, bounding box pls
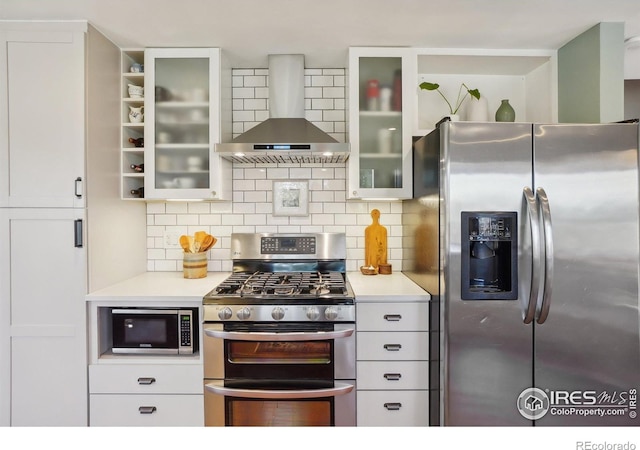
[233,110,255,122]
[244,75,267,87]
[244,98,267,110]
[233,69,255,76]
[311,75,334,87]
[147,66,403,272]
[232,87,255,99]
[305,87,323,98]
[323,87,345,98]
[311,98,334,110]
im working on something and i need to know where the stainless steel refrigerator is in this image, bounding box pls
[403,121,640,426]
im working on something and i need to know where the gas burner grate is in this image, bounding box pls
[211,271,349,298]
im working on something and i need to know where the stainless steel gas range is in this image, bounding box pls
[202,233,356,427]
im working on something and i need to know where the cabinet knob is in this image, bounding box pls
[137,377,156,385]
[384,314,402,321]
[211,191,217,197]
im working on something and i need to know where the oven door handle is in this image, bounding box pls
[203,328,354,341]
[204,380,354,399]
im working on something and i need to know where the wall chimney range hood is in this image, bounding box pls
[215,54,349,164]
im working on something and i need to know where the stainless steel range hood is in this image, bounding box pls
[215,54,349,164]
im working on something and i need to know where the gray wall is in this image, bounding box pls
[558,22,624,123]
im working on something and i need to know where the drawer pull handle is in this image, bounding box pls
[384,402,402,411]
[383,344,402,351]
[384,314,402,321]
[138,406,157,414]
[137,377,156,385]
[384,373,402,381]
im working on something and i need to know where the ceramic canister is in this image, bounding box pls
[183,252,207,279]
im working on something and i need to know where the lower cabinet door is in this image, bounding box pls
[356,331,429,361]
[357,361,429,390]
[357,390,429,427]
[90,394,204,426]
[89,364,203,394]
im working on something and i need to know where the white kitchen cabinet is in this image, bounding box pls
[0,208,87,426]
[144,48,232,200]
[0,26,86,208]
[90,394,203,427]
[89,365,204,426]
[87,302,204,426]
[348,47,415,200]
[121,49,146,200]
[413,48,558,134]
[356,301,429,427]
[0,21,147,426]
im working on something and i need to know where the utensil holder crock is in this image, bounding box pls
[183,252,207,279]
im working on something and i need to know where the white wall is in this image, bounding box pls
[146,67,403,273]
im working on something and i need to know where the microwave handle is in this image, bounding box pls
[205,380,354,399]
[204,328,354,342]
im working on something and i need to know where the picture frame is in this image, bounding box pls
[272,180,309,217]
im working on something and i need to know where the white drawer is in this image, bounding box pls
[357,302,429,332]
[357,331,429,361]
[89,364,203,394]
[357,390,429,426]
[357,361,429,390]
[89,394,203,426]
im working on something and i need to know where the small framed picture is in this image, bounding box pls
[272,180,309,217]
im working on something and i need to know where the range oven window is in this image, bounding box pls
[228,340,331,364]
[223,323,335,380]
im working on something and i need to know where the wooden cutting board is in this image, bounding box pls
[364,208,388,269]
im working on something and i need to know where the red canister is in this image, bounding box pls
[366,79,380,110]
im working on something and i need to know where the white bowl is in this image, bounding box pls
[128,84,144,98]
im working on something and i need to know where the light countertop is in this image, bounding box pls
[85,271,431,302]
[346,271,431,301]
[86,271,230,302]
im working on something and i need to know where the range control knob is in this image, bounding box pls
[324,306,339,321]
[217,307,232,320]
[306,306,320,321]
[236,307,251,321]
[271,307,285,321]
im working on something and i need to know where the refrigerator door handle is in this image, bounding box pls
[523,187,542,324]
[536,187,554,324]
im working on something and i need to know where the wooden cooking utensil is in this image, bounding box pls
[201,235,217,252]
[194,231,207,252]
[179,235,192,253]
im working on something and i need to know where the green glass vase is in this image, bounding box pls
[495,99,515,122]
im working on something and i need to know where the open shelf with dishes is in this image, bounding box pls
[121,49,146,200]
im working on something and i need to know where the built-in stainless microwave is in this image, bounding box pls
[111,308,198,355]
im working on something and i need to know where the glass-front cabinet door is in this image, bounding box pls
[348,48,414,200]
[144,48,231,200]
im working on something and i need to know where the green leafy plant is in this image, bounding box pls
[419,82,481,115]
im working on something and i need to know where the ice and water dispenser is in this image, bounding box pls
[461,212,518,300]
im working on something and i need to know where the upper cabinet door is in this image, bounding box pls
[144,48,231,201]
[0,29,86,208]
[348,48,414,200]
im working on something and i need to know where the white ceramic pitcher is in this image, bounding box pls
[128,105,144,123]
